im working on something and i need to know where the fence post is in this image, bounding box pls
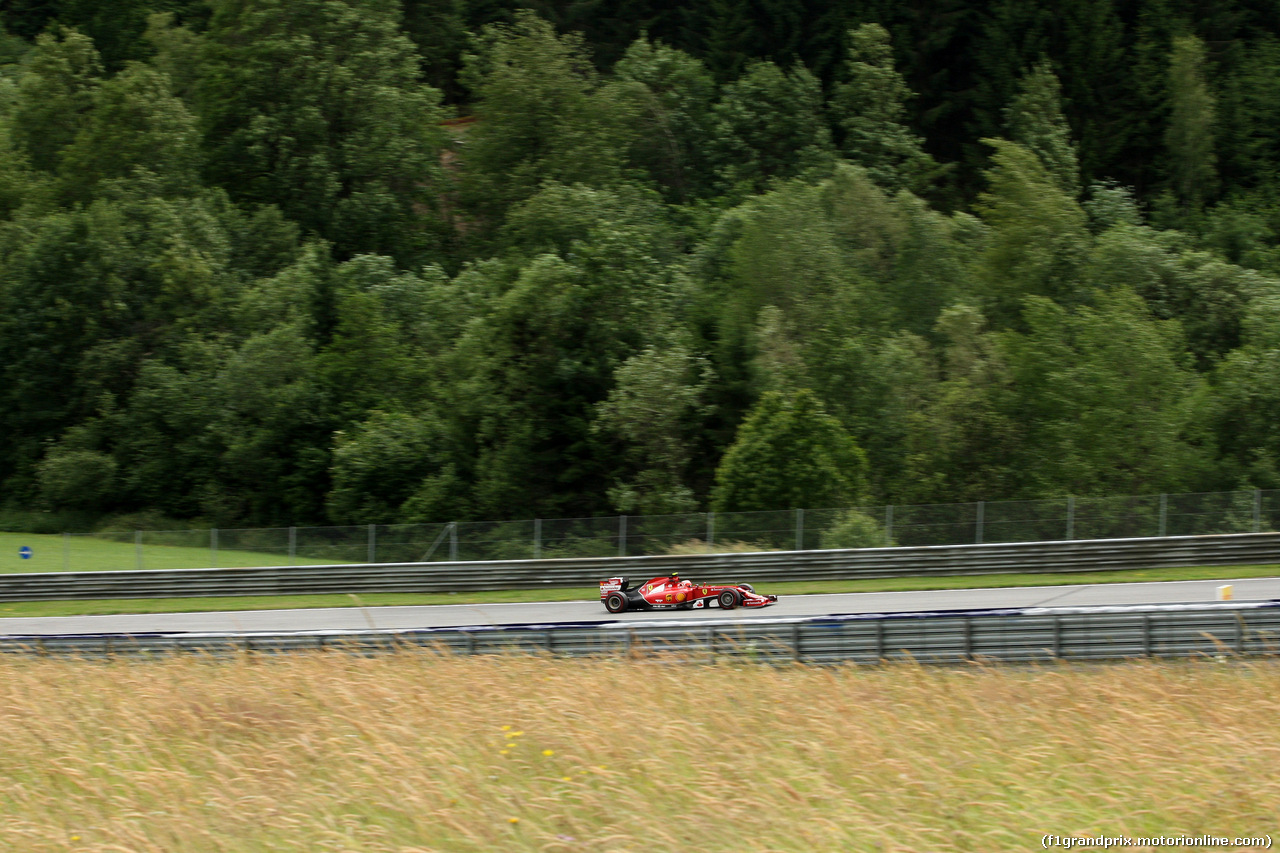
[368,524,377,563]
[534,518,541,560]
[289,526,296,566]
[975,502,984,545]
[795,508,804,551]
[449,523,458,562]
[135,530,143,571]
[885,505,894,547]
[1066,496,1074,541]
[211,528,218,568]
[706,511,715,548]
[1254,489,1262,533]
[619,515,627,557]
[63,532,70,572]
[1158,493,1168,537]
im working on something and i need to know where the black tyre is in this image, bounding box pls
[604,591,628,614]
[739,584,754,594]
[717,589,738,610]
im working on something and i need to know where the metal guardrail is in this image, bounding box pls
[0,532,1276,602]
[3,602,1278,663]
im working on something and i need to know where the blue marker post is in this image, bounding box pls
[19,545,32,560]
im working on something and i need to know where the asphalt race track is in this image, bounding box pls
[0,576,1277,637]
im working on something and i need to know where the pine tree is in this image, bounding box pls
[1006,59,1080,197]
[831,23,939,194]
[1166,34,1218,211]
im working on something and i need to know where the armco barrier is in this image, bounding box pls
[0,532,1277,602]
[2,602,1278,663]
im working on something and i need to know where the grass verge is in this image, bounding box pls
[0,653,1275,852]
[0,563,1275,619]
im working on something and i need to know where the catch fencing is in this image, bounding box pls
[12,488,1280,573]
[0,532,1276,602]
[3,602,1278,664]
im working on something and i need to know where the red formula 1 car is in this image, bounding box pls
[599,574,777,614]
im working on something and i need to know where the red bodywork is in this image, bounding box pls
[599,574,778,613]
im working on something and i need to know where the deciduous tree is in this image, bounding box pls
[708,59,833,198]
[711,389,868,513]
[459,11,629,227]
[195,0,446,266]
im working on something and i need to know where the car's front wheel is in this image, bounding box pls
[604,591,628,614]
[717,589,738,610]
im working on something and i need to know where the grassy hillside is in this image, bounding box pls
[0,530,344,574]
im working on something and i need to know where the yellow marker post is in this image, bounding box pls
[1217,584,1234,601]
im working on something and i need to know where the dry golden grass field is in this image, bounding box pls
[0,653,1276,852]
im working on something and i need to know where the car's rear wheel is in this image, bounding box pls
[604,591,628,614]
[717,589,738,610]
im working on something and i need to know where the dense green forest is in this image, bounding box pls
[3,0,1280,531]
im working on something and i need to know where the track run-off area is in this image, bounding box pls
[1,575,1277,637]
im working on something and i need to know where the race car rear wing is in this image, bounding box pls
[598,576,631,599]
